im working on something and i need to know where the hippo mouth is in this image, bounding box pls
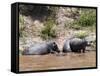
[87,41,94,46]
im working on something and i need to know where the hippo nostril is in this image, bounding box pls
[57,50,60,53]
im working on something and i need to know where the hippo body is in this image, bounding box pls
[63,38,89,53]
[63,39,71,53]
[22,42,60,55]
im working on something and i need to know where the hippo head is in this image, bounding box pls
[85,36,95,46]
[50,42,60,53]
[86,40,94,46]
[82,39,93,46]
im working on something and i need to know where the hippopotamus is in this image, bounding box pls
[22,42,60,55]
[63,38,90,53]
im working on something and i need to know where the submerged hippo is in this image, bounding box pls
[63,38,90,53]
[22,42,60,55]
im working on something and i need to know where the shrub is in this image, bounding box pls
[19,15,26,38]
[75,31,88,39]
[40,18,57,40]
[71,24,81,30]
[74,9,96,27]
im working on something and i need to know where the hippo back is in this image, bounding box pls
[70,38,87,52]
[29,43,49,55]
[22,43,49,55]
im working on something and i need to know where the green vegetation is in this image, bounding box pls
[75,31,88,39]
[19,15,27,38]
[40,18,57,40]
[64,8,96,30]
[73,8,96,27]
[71,24,82,30]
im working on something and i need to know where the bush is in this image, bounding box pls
[40,18,57,40]
[74,9,96,27]
[71,24,81,30]
[75,31,88,39]
[19,15,27,38]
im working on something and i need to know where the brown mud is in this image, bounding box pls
[19,51,96,71]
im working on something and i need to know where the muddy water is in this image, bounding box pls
[19,51,96,71]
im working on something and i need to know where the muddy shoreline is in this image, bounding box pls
[19,51,96,71]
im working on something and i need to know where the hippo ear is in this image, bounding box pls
[53,42,56,44]
[52,42,56,46]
